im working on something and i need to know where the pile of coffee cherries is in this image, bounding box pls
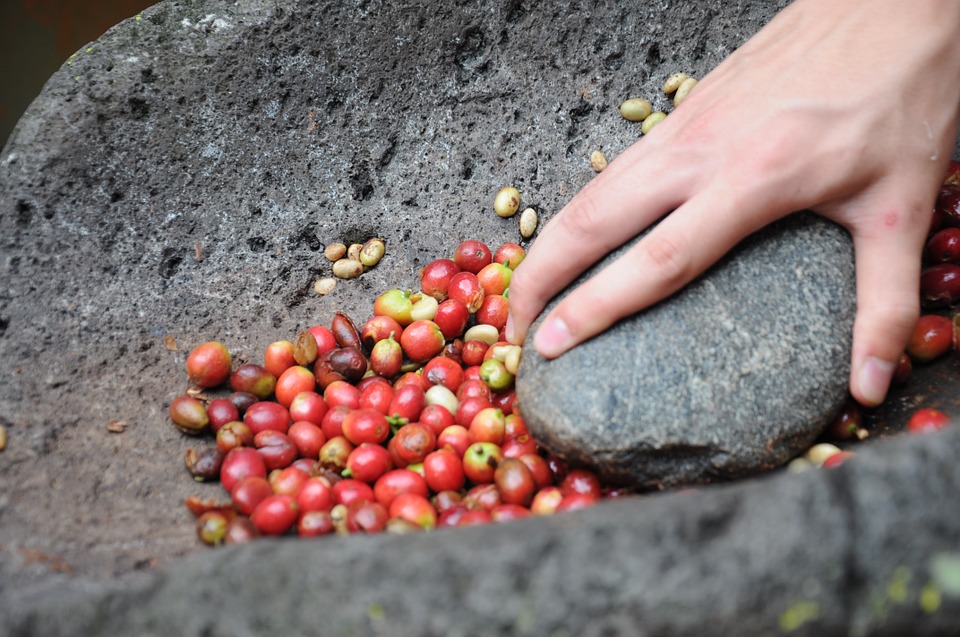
[171,238,626,545]
[896,163,960,422]
[172,160,960,545]
[911,162,960,364]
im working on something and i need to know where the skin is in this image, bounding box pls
[506,0,960,407]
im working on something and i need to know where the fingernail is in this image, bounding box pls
[857,356,895,406]
[534,317,572,358]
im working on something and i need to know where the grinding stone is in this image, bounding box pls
[517,213,856,486]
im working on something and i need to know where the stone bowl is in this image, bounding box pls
[2,1,960,634]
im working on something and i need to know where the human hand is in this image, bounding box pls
[505,0,960,407]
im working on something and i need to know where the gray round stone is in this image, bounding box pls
[517,212,856,487]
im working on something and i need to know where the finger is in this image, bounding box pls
[844,202,927,407]
[505,137,694,345]
[530,183,785,358]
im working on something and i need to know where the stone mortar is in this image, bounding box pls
[1,0,959,633]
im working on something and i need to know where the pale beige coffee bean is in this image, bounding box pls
[673,77,698,107]
[324,242,347,262]
[314,277,337,295]
[519,207,538,239]
[410,295,439,321]
[359,238,385,267]
[590,150,608,172]
[663,72,688,95]
[805,443,842,467]
[464,324,500,345]
[504,346,522,375]
[425,385,459,415]
[330,504,350,535]
[332,259,364,279]
[641,112,667,135]
[347,243,363,262]
[619,98,653,122]
[494,186,522,218]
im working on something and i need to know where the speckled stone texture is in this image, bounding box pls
[2,0,960,634]
[4,425,960,636]
[517,213,856,487]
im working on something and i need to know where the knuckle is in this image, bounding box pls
[553,287,615,340]
[878,301,920,335]
[671,109,719,149]
[557,192,604,239]
[743,137,791,176]
[642,231,692,289]
[857,300,920,346]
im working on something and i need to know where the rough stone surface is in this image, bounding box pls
[517,213,856,487]
[1,0,959,634]
[4,425,960,636]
